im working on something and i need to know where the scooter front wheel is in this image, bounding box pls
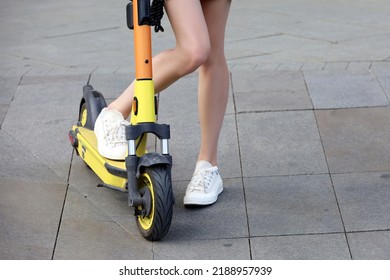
[136,165,173,241]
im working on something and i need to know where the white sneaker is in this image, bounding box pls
[184,160,223,206]
[94,108,130,160]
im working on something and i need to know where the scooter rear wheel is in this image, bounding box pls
[136,165,173,241]
[79,102,88,127]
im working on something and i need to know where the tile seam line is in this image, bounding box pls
[302,70,353,259]
[51,149,73,260]
[230,71,252,259]
[236,105,389,115]
[371,68,390,104]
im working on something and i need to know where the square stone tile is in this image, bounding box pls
[54,187,152,260]
[0,104,8,127]
[316,108,390,173]
[332,172,390,232]
[0,130,63,183]
[245,175,344,236]
[165,115,240,182]
[372,62,390,101]
[251,233,350,260]
[54,219,153,260]
[166,179,248,241]
[231,70,313,112]
[69,164,248,244]
[160,72,235,119]
[1,75,92,181]
[88,73,134,100]
[304,69,388,109]
[159,75,239,181]
[348,231,390,260]
[2,120,75,182]
[0,178,67,259]
[238,111,328,177]
[0,75,20,105]
[153,238,250,260]
[3,75,87,127]
[68,153,103,187]
[69,160,151,242]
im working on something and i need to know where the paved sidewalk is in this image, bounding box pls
[1,0,390,259]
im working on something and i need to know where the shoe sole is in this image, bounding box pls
[183,185,223,206]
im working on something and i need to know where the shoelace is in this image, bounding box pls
[104,120,128,146]
[188,168,218,193]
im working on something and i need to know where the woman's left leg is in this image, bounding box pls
[197,0,232,166]
[184,0,231,206]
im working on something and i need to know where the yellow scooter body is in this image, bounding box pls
[69,80,156,191]
[70,125,127,191]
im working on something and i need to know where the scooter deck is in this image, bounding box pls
[72,125,128,191]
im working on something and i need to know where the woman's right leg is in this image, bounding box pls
[108,0,211,119]
[96,0,211,160]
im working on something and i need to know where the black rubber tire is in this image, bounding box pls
[79,102,87,127]
[136,165,174,241]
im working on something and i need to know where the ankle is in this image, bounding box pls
[106,105,129,119]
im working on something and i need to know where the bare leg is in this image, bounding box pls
[197,0,231,166]
[108,0,211,119]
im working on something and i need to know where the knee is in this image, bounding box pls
[179,42,211,75]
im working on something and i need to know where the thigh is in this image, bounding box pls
[165,0,210,50]
[200,0,231,53]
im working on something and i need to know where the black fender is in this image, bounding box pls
[126,152,172,207]
[136,152,172,177]
[79,85,107,129]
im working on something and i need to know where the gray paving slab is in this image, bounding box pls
[22,64,55,77]
[300,62,325,71]
[316,107,390,173]
[0,104,8,127]
[251,233,351,260]
[348,231,390,260]
[69,158,154,245]
[238,111,328,177]
[0,75,93,181]
[69,155,108,190]
[3,75,87,127]
[0,75,20,105]
[88,73,135,100]
[68,163,248,254]
[226,0,390,64]
[158,75,239,181]
[346,62,372,71]
[372,62,390,101]
[167,179,248,242]
[322,62,349,70]
[3,120,74,182]
[0,130,63,183]
[216,115,242,179]
[245,175,344,236]
[153,238,251,260]
[0,0,133,69]
[69,158,138,220]
[0,58,31,77]
[54,218,152,259]
[332,172,390,232]
[304,69,388,109]
[162,115,240,182]
[231,70,312,112]
[53,187,152,260]
[160,72,235,118]
[0,178,67,259]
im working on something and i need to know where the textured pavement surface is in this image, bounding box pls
[1,0,390,260]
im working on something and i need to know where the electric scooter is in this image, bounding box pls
[69,0,173,241]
